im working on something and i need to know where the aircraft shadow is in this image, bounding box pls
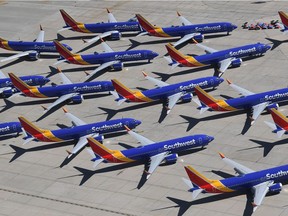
[8,140,75,162]
[0,57,26,70]
[238,138,288,157]
[266,37,288,50]
[0,133,21,141]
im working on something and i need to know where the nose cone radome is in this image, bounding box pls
[44,77,50,84]
[218,77,224,84]
[232,24,238,30]
[135,119,142,126]
[265,44,271,51]
[151,51,159,59]
[207,135,214,142]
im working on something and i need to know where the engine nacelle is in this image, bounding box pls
[28,51,40,60]
[231,58,242,67]
[110,32,122,40]
[180,93,193,102]
[93,135,104,142]
[163,153,178,164]
[267,103,279,110]
[70,95,83,104]
[112,62,123,71]
[193,34,204,42]
[269,183,282,193]
[2,88,14,98]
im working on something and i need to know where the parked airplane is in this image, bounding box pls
[18,108,142,158]
[58,9,140,44]
[165,41,271,73]
[183,152,288,212]
[264,108,288,138]
[0,121,22,137]
[0,70,49,97]
[0,26,72,63]
[278,11,288,34]
[194,79,288,125]
[111,72,224,114]
[136,13,237,47]
[53,39,158,80]
[87,125,214,179]
[8,69,114,113]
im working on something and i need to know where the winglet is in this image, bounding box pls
[226,79,232,85]
[57,67,62,73]
[142,71,148,77]
[40,25,43,31]
[192,38,198,44]
[62,107,68,113]
[124,125,131,131]
[41,105,47,111]
[177,11,181,16]
[100,38,105,43]
[219,152,225,159]
[106,8,111,13]
[66,149,72,155]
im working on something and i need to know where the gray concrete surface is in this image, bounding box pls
[0,1,288,216]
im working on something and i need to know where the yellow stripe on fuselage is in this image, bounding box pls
[73,55,90,65]
[77,24,92,33]
[43,130,63,142]
[133,91,154,102]
[211,180,235,193]
[216,100,238,111]
[186,56,206,67]
[2,41,14,51]
[30,88,48,98]
[154,28,171,37]
[112,151,135,163]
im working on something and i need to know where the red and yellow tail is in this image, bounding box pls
[8,72,34,93]
[135,14,157,32]
[165,43,187,62]
[279,11,288,30]
[185,166,214,188]
[194,86,218,107]
[53,40,79,62]
[269,108,288,129]
[18,116,45,137]
[59,9,80,27]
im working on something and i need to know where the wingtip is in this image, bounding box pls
[100,38,105,43]
[56,67,62,73]
[192,38,198,44]
[106,8,111,13]
[40,24,43,31]
[62,107,68,113]
[226,79,232,85]
[142,71,148,77]
[219,152,225,159]
[41,105,47,111]
[124,125,131,131]
[84,71,90,76]
[177,11,181,16]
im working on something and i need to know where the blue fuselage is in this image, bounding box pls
[82,22,140,33]
[0,122,22,136]
[0,75,49,88]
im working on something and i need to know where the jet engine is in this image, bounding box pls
[70,95,84,104]
[180,93,193,102]
[112,62,123,71]
[231,58,242,67]
[28,51,40,60]
[163,153,178,164]
[269,183,282,193]
[110,32,122,40]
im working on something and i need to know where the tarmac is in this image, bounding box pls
[1,1,288,216]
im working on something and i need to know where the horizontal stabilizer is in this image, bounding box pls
[200,106,209,114]
[93,158,104,168]
[277,129,285,138]
[264,121,277,130]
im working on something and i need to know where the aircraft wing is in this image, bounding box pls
[63,107,87,126]
[177,12,192,26]
[58,68,73,84]
[68,134,97,157]
[167,92,182,114]
[36,27,45,42]
[173,33,200,47]
[0,51,36,63]
[126,126,155,146]
[218,58,234,73]
[227,80,255,96]
[251,102,269,124]
[252,181,271,211]
[143,71,169,87]
[85,31,119,44]
[146,152,169,179]
[107,9,117,23]
[0,70,6,78]
[101,40,115,53]
[220,153,255,175]
[85,60,119,81]
[43,93,79,113]
[195,43,218,54]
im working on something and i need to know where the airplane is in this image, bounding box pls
[135,13,237,47]
[58,9,141,44]
[0,26,72,63]
[165,41,271,73]
[8,69,114,113]
[18,108,142,158]
[87,125,214,179]
[0,121,22,137]
[183,152,288,212]
[264,108,288,138]
[53,39,158,81]
[0,69,49,97]
[278,11,288,34]
[111,71,224,114]
[193,79,288,125]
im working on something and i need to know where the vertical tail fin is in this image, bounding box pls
[59,9,80,27]
[269,108,288,137]
[165,43,187,62]
[184,166,214,187]
[111,79,135,99]
[8,72,34,93]
[18,116,45,137]
[135,14,156,32]
[278,11,288,30]
[194,86,218,106]
[87,137,114,157]
[53,40,75,60]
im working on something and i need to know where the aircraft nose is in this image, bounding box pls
[232,24,238,30]
[135,120,142,126]
[265,44,271,51]
[152,51,159,58]
[44,77,50,84]
[218,78,224,84]
[207,135,214,142]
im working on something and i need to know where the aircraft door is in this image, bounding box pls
[210,78,214,86]
[199,137,202,145]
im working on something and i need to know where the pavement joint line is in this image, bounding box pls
[0,187,136,216]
